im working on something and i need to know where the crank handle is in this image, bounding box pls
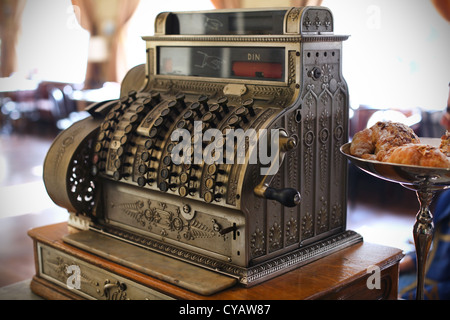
[254,131,301,207]
[261,187,301,208]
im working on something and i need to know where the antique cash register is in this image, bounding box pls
[34,6,363,298]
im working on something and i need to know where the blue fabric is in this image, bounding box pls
[399,190,450,300]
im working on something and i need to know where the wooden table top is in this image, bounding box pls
[28,222,404,300]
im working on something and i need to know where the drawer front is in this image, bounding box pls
[37,242,174,300]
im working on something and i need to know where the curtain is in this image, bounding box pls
[71,0,140,87]
[71,0,96,33]
[210,0,241,8]
[0,0,27,78]
[290,0,323,6]
[71,0,99,87]
[431,0,450,22]
[211,0,322,9]
[107,0,140,83]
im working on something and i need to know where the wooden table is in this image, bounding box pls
[28,222,404,300]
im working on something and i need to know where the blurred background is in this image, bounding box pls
[0,0,449,288]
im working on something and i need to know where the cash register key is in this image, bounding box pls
[176,93,187,108]
[176,93,186,102]
[142,97,154,107]
[111,103,124,115]
[114,158,131,169]
[242,98,256,116]
[101,121,112,131]
[149,127,164,140]
[138,164,148,174]
[160,108,175,123]
[180,172,189,184]
[221,125,232,135]
[198,95,209,111]
[209,104,223,121]
[124,123,134,135]
[183,110,194,123]
[128,90,137,100]
[137,176,147,187]
[235,106,249,123]
[117,147,132,158]
[119,135,127,145]
[207,164,217,175]
[120,96,131,107]
[135,104,146,115]
[159,181,177,192]
[144,139,154,150]
[217,96,230,113]
[160,168,169,179]
[202,112,217,128]
[151,92,161,103]
[159,181,168,192]
[190,102,203,117]
[141,164,156,174]
[141,151,152,162]
[162,155,172,166]
[204,191,213,203]
[144,139,161,151]
[227,115,241,128]
[166,143,175,153]
[167,100,181,115]
[205,177,214,189]
[113,170,130,180]
[129,114,140,124]
[95,141,104,153]
[179,186,188,197]
[106,111,119,123]
[138,176,155,186]
[176,120,188,129]
[154,116,168,131]
[120,135,135,146]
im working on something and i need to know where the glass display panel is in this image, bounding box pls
[165,11,286,35]
[158,46,285,82]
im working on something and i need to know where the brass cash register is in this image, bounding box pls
[38,6,362,297]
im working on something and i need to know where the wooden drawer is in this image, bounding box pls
[36,242,174,300]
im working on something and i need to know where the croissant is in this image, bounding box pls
[350,121,450,168]
[440,131,450,157]
[381,144,450,168]
[350,121,420,161]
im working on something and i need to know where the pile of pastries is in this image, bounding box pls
[350,121,450,168]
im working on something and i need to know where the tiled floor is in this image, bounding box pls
[0,128,420,288]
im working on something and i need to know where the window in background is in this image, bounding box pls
[14,0,215,86]
[323,0,450,111]
[16,0,90,84]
